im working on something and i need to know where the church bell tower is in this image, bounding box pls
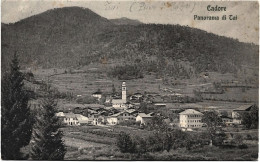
[122,82,126,103]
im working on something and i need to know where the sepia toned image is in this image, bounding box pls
[1,0,259,160]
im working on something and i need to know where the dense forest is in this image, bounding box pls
[2,7,258,79]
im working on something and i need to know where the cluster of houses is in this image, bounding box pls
[56,106,153,126]
[55,82,256,130]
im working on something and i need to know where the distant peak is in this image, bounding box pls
[13,6,112,26]
[110,17,142,26]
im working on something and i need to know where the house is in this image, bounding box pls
[220,115,233,126]
[136,113,153,125]
[125,108,138,116]
[154,103,167,108]
[89,114,105,125]
[130,93,143,102]
[62,113,80,126]
[106,116,118,125]
[179,109,203,128]
[73,107,83,114]
[107,111,135,125]
[92,91,102,100]
[133,92,143,98]
[61,103,86,113]
[232,104,254,124]
[82,108,98,117]
[56,112,89,126]
[56,112,65,117]
[112,99,127,109]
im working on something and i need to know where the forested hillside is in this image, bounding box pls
[2,7,258,79]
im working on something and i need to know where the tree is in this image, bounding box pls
[232,134,243,145]
[135,136,147,154]
[116,132,136,153]
[76,95,97,104]
[1,53,33,160]
[139,102,149,114]
[29,89,66,160]
[148,115,167,131]
[241,104,259,129]
[112,84,116,95]
[241,112,252,128]
[249,105,259,129]
[201,111,224,146]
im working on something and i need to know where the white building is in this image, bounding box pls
[92,91,102,100]
[107,111,135,125]
[179,109,203,128]
[220,115,233,126]
[62,113,80,126]
[136,113,153,125]
[112,82,127,109]
[56,112,89,126]
[89,114,105,125]
[107,116,118,125]
[56,112,65,117]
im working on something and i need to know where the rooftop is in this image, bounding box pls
[84,104,105,108]
[112,99,124,104]
[234,105,253,111]
[138,113,153,118]
[92,91,102,95]
[63,113,83,118]
[179,109,203,115]
[62,103,86,109]
[220,115,233,119]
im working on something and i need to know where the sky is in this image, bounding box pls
[1,0,259,44]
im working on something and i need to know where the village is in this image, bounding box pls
[1,1,259,160]
[55,81,255,131]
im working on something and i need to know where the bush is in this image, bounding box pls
[119,120,138,127]
[76,96,97,104]
[108,64,143,80]
[233,134,243,145]
[238,144,248,149]
[116,132,136,153]
[245,134,253,140]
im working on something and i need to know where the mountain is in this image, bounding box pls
[2,7,113,70]
[110,17,143,25]
[1,7,258,79]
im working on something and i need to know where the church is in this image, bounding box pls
[112,82,127,109]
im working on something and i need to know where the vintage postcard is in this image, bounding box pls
[1,0,259,160]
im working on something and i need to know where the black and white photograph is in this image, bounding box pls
[1,0,259,160]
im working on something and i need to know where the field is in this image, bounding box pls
[62,125,153,160]
[31,65,258,102]
[60,125,258,160]
[201,87,258,102]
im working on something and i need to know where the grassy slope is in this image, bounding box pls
[2,7,258,78]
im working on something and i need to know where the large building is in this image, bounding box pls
[112,82,127,109]
[179,109,203,128]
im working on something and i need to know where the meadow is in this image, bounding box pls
[61,125,258,160]
[31,65,258,102]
